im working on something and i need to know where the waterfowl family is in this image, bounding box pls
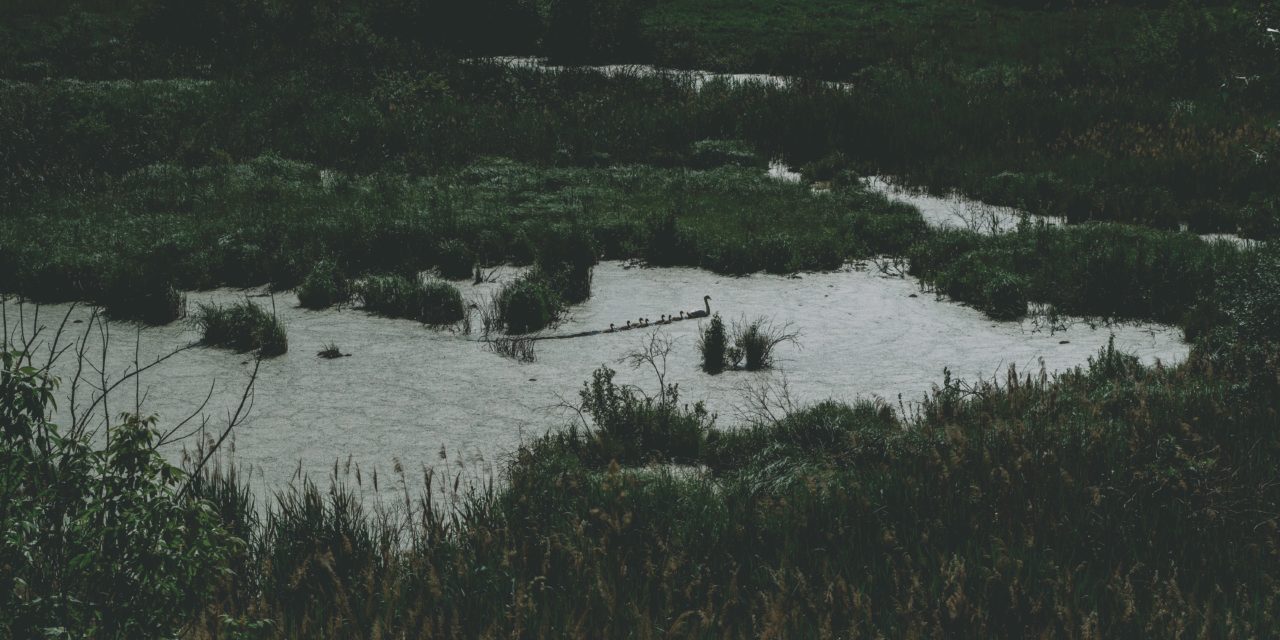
[603,298,708,333]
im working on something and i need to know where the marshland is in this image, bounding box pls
[3,1,1280,637]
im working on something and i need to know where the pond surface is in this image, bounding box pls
[18,263,1186,499]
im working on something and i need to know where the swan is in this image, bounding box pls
[687,295,711,319]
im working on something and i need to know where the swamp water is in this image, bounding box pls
[18,263,1187,499]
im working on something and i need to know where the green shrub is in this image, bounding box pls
[419,280,466,325]
[698,313,727,373]
[800,151,852,183]
[981,270,1029,320]
[296,260,351,310]
[534,227,598,303]
[572,365,711,465]
[357,275,423,318]
[358,274,465,325]
[1,350,236,638]
[494,272,561,334]
[435,239,476,280]
[194,300,288,356]
[99,270,186,325]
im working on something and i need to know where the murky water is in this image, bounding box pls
[14,263,1186,498]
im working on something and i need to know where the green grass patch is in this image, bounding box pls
[193,299,288,356]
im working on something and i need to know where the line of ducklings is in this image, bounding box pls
[605,295,711,333]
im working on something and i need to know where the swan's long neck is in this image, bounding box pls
[704,298,711,314]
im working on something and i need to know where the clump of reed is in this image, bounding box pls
[731,316,799,370]
[317,342,348,359]
[356,274,465,326]
[296,260,351,310]
[193,299,288,356]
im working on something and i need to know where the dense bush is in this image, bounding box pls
[171,336,1280,637]
[1,346,235,639]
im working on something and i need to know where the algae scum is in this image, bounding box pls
[24,262,1186,497]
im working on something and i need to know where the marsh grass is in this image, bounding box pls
[194,299,288,357]
[486,334,537,362]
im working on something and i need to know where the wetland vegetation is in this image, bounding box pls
[3,0,1280,637]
